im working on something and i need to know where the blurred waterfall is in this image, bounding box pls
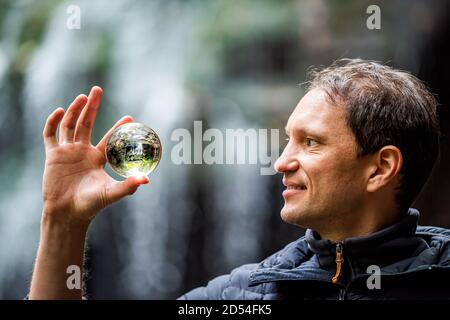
[0,0,276,299]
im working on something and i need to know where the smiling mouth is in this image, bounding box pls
[286,185,307,190]
[283,184,307,199]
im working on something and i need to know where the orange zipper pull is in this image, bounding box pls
[331,242,344,284]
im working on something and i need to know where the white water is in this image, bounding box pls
[0,0,272,298]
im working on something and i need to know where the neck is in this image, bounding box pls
[315,203,401,242]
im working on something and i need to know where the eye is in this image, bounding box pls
[306,138,318,147]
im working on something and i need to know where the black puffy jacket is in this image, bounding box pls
[179,209,450,300]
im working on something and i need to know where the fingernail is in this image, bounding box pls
[93,86,103,93]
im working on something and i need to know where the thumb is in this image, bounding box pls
[107,175,150,204]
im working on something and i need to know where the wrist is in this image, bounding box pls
[31,211,88,300]
[42,205,91,231]
[41,210,90,241]
[38,210,89,267]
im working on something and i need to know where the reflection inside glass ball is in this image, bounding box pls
[106,122,162,178]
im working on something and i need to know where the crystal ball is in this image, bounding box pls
[106,122,162,178]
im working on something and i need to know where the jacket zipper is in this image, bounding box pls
[332,242,345,300]
[331,242,344,284]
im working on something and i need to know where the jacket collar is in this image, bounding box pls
[305,208,421,272]
[249,208,434,286]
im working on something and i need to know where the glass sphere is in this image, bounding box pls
[106,122,162,178]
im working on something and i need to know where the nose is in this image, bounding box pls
[274,146,299,173]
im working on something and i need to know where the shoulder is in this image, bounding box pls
[416,225,450,249]
[416,225,450,239]
[179,236,308,300]
[416,225,450,264]
[178,263,264,300]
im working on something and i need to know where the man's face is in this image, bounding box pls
[275,89,369,230]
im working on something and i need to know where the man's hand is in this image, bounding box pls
[42,86,149,224]
[29,86,148,299]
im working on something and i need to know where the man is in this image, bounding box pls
[29,59,450,300]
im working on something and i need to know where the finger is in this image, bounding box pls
[74,86,103,144]
[43,108,65,150]
[106,175,150,205]
[59,94,88,143]
[96,115,134,154]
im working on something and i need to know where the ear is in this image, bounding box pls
[366,146,403,193]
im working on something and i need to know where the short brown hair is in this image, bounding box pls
[307,58,439,212]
